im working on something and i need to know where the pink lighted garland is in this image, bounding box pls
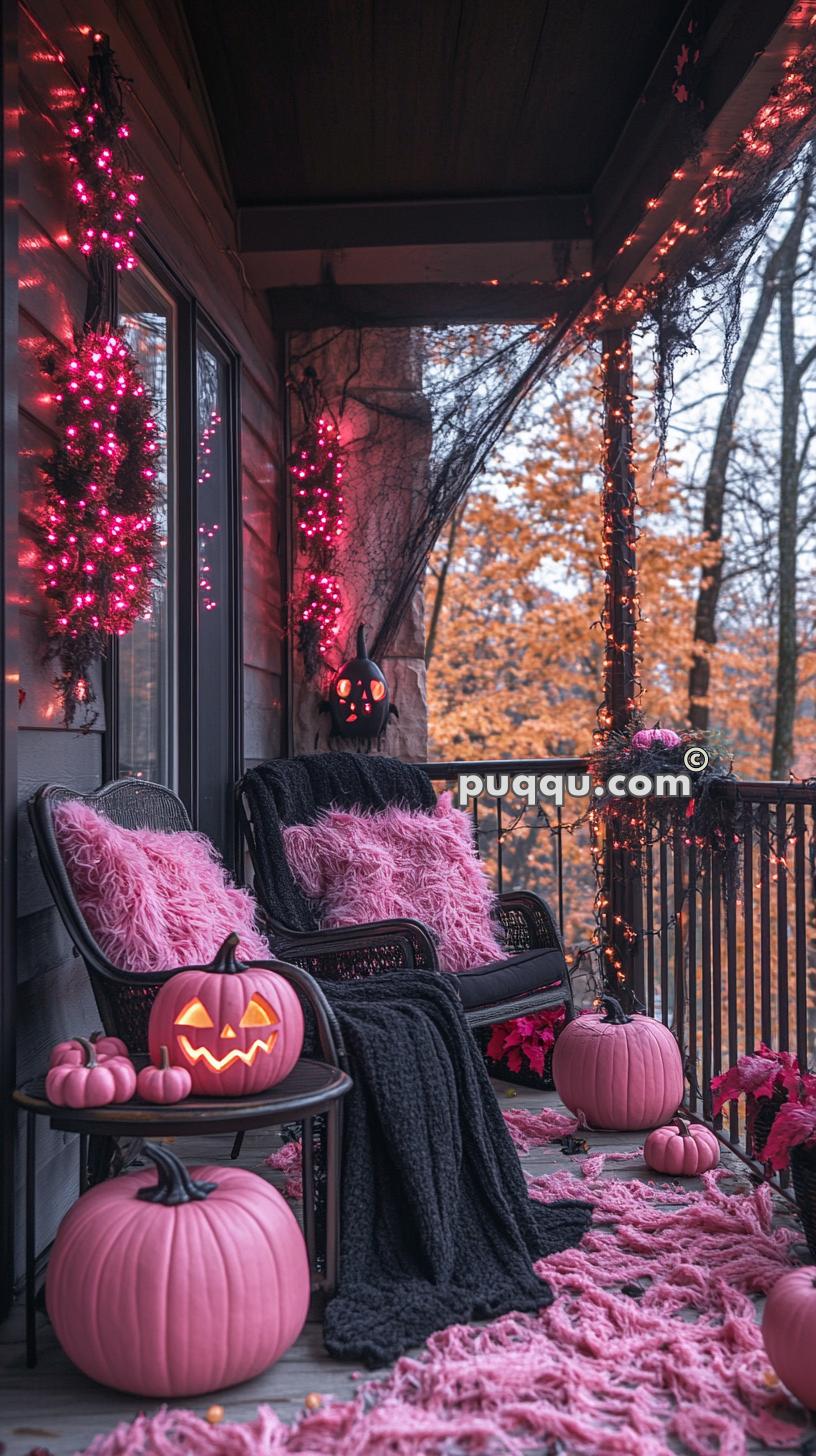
[67,33,142,274]
[38,331,160,723]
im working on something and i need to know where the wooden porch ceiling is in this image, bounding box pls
[182,0,807,327]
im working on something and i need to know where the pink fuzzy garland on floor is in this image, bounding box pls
[79,1113,809,1456]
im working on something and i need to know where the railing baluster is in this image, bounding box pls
[646,830,655,1018]
[496,796,504,897]
[742,801,755,1055]
[687,842,697,1114]
[794,801,807,1070]
[759,803,772,1044]
[673,825,685,1061]
[659,824,669,1026]
[701,850,712,1121]
[726,846,739,1143]
[711,853,722,1130]
[776,802,789,1053]
[556,802,564,936]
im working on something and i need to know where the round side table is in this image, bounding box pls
[14,1056,351,1367]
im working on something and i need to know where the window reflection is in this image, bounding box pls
[117,270,176,784]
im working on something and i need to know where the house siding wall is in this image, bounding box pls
[12,0,285,1277]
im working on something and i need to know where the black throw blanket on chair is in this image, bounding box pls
[243,752,437,933]
[317,970,592,1367]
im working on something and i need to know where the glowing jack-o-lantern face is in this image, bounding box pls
[329,624,391,739]
[147,937,304,1097]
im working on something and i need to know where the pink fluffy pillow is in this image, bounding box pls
[283,791,505,973]
[54,799,269,973]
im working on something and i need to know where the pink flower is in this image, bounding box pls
[710,1044,808,1115]
[486,1007,565,1073]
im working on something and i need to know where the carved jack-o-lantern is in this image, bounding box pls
[327,624,395,739]
[147,934,304,1097]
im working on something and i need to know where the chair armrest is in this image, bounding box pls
[495,891,564,954]
[250,958,348,1073]
[264,916,441,984]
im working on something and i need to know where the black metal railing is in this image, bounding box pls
[419,760,816,1171]
[417,759,594,950]
[632,782,816,1151]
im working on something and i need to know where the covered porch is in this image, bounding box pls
[3,0,816,1452]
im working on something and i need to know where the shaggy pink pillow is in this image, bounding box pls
[54,799,269,973]
[283,791,505,973]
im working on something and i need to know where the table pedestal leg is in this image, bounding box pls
[25,1112,36,1368]
[79,1133,88,1194]
[301,1116,317,1283]
[324,1103,341,1296]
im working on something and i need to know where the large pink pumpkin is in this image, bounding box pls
[552,996,684,1130]
[47,1143,310,1397]
[763,1268,816,1409]
[148,933,304,1097]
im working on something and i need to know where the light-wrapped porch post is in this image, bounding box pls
[599,327,641,999]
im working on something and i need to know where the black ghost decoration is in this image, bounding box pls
[326,625,396,740]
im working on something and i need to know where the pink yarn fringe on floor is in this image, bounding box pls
[80,1110,809,1456]
[265,1139,303,1201]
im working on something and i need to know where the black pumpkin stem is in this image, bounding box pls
[356,624,368,656]
[674,1116,691,1137]
[137,1142,218,1205]
[76,1035,98,1068]
[210,932,244,975]
[599,994,633,1025]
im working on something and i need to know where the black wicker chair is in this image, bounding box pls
[27,779,345,1063]
[238,764,573,1031]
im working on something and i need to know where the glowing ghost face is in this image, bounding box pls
[147,959,304,1098]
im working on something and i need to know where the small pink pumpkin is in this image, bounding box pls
[49,1037,119,1069]
[762,1268,816,1409]
[136,1045,192,1104]
[552,996,684,1131]
[91,1031,129,1058]
[46,1142,310,1396]
[45,1037,136,1109]
[631,727,682,751]
[644,1116,720,1175]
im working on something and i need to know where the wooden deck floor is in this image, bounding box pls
[0,1082,808,1456]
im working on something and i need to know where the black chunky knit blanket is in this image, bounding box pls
[243,753,437,932]
[320,970,592,1366]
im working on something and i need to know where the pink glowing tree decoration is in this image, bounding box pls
[67,33,142,275]
[38,332,160,722]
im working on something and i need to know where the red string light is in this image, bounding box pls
[38,331,160,722]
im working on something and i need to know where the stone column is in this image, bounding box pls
[288,328,429,762]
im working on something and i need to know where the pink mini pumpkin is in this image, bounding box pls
[90,1031,129,1058]
[148,933,304,1098]
[552,996,684,1131]
[46,1142,309,1396]
[763,1268,816,1409]
[631,727,682,751]
[137,1045,192,1104]
[49,1037,119,1069]
[644,1116,720,1176]
[45,1037,136,1109]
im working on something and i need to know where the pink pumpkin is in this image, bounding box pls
[90,1031,129,1058]
[46,1142,309,1396]
[148,933,304,1098]
[631,728,682,751]
[762,1269,816,1409]
[45,1037,136,1108]
[49,1037,119,1069]
[136,1045,192,1104]
[552,996,684,1131]
[644,1116,720,1175]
